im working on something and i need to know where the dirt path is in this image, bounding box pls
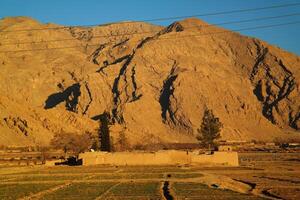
[95,182,121,200]
[17,182,71,200]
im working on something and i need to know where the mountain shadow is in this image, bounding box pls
[44,83,81,112]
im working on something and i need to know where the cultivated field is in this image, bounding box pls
[0,152,299,200]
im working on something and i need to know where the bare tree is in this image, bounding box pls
[50,131,93,157]
[116,130,130,151]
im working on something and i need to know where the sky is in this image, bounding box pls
[0,0,300,55]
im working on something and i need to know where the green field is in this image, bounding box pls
[1,154,299,200]
[0,164,266,200]
[109,182,161,199]
[42,182,116,200]
[0,183,60,200]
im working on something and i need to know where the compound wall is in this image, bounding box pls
[79,150,239,166]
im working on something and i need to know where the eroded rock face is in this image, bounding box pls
[3,116,31,136]
[0,17,299,146]
[249,41,299,129]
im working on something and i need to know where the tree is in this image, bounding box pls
[50,131,93,157]
[116,130,130,151]
[39,146,50,164]
[197,108,223,150]
[99,111,111,152]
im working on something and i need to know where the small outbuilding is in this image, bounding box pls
[218,145,233,152]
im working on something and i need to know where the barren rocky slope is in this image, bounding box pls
[0,17,299,146]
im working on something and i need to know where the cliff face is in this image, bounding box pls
[0,17,299,146]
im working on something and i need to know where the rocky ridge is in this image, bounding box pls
[0,17,299,146]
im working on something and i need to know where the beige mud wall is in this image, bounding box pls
[191,151,239,166]
[79,150,239,166]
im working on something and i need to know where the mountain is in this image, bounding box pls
[0,17,299,147]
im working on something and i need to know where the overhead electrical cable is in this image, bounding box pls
[0,2,299,33]
[0,20,299,53]
[0,12,299,46]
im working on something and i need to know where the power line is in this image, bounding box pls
[159,21,300,41]
[141,2,300,22]
[0,2,300,33]
[1,12,300,46]
[211,12,300,26]
[0,20,299,53]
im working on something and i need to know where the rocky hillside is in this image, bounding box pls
[0,17,299,146]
